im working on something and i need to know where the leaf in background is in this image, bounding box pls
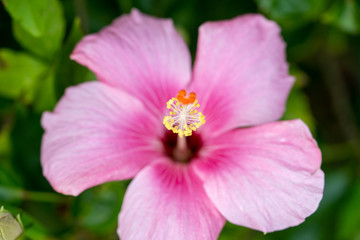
[10,106,47,190]
[116,0,132,13]
[218,222,251,240]
[338,181,360,239]
[282,66,316,132]
[0,165,22,189]
[85,0,120,33]
[256,0,329,29]
[0,129,23,187]
[2,0,47,37]
[0,49,46,103]
[0,98,23,189]
[54,18,92,99]
[0,125,11,157]
[32,71,56,112]
[12,0,65,59]
[74,182,127,234]
[322,0,360,34]
[283,24,324,62]
[283,89,316,132]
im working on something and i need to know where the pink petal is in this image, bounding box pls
[118,160,225,240]
[193,120,324,233]
[41,82,163,196]
[190,14,294,136]
[71,9,191,118]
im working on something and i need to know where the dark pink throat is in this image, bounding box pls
[162,131,203,163]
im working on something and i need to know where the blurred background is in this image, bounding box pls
[0,0,360,239]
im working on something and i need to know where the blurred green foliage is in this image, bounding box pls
[0,0,360,239]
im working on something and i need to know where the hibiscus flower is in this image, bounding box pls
[41,9,324,240]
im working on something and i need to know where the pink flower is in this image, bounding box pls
[41,9,324,239]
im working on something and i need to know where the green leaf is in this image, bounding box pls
[10,108,46,189]
[116,0,132,13]
[32,71,56,112]
[0,127,11,157]
[256,0,329,29]
[54,18,93,99]
[0,165,22,189]
[0,49,46,102]
[0,130,23,187]
[282,67,316,132]
[322,0,360,34]
[2,0,47,37]
[12,0,65,59]
[283,89,316,132]
[74,182,127,234]
[338,181,360,239]
[218,222,250,240]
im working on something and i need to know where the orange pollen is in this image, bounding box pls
[163,90,205,137]
[176,89,197,105]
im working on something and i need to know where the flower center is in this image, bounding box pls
[163,90,205,138]
[162,131,203,163]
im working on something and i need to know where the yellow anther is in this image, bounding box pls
[163,91,205,137]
